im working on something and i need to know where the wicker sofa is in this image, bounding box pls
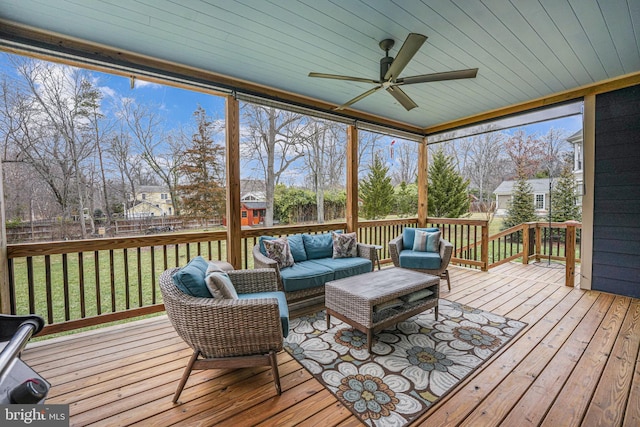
[253,231,377,303]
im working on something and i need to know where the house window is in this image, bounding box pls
[141,193,146,200]
[161,193,168,200]
[535,193,545,210]
[575,144,583,171]
[253,210,260,216]
[241,211,248,218]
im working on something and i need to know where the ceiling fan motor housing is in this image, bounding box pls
[380,56,394,81]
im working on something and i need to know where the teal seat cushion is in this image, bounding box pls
[308,257,372,280]
[402,227,440,250]
[279,261,334,292]
[287,234,308,262]
[238,291,290,338]
[399,249,442,270]
[172,256,212,297]
[302,232,335,259]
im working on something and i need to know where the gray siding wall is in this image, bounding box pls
[593,85,640,298]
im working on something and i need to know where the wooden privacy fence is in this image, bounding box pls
[3,218,579,334]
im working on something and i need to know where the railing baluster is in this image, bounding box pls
[26,257,35,315]
[124,248,130,310]
[45,255,53,323]
[137,247,143,307]
[78,252,85,318]
[94,252,101,316]
[62,253,70,321]
[109,250,116,312]
[151,246,156,305]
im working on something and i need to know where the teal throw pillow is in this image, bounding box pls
[412,230,440,253]
[172,256,212,297]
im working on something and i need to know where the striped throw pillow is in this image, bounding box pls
[412,230,440,253]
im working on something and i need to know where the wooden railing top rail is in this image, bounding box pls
[488,224,526,241]
[428,217,489,226]
[239,222,347,239]
[529,221,583,229]
[357,218,418,228]
[7,230,229,258]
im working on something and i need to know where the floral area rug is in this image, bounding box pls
[284,299,527,426]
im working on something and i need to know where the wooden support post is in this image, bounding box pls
[225,96,242,269]
[481,221,489,271]
[522,223,530,265]
[417,137,428,228]
[535,223,542,263]
[346,125,358,234]
[565,220,578,287]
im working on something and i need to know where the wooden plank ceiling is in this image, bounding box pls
[0,0,639,130]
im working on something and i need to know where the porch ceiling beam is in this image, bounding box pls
[426,71,640,135]
[0,20,424,137]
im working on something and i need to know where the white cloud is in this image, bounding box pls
[135,78,162,89]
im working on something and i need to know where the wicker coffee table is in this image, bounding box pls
[325,267,440,353]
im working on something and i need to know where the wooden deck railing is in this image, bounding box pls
[4,218,580,334]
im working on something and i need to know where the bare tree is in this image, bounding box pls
[2,59,101,237]
[539,127,569,178]
[241,104,307,226]
[463,131,507,204]
[504,129,545,179]
[120,98,185,215]
[358,130,386,176]
[391,139,419,186]
[302,119,346,223]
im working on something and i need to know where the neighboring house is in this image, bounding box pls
[494,178,552,217]
[568,129,583,206]
[126,185,174,218]
[241,191,266,202]
[220,180,267,226]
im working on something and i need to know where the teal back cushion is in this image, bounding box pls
[303,231,342,259]
[172,256,212,297]
[287,234,308,262]
[402,227,440,250]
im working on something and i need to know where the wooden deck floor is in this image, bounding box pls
[23,262,640,426]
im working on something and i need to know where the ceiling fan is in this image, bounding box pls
[308,33,478,111]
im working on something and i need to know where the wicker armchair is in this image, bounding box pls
[389,234,453,291]
[160,267,286,402]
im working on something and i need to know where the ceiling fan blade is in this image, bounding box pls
[383,33,427,81]
[335,85,384,110]
[398,68,479,85]
[308,72,379,84]
[386,86,418,111]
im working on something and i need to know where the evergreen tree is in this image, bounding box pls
[177,106,225,217]
[360,155,395,219]
[395,181,418,217]
[503,174,537,229]
[428,149,470,218]
[549,165,581,222]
